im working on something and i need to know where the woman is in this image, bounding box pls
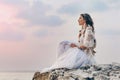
[41,13,96,73]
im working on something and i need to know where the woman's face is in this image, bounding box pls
[78,15,85,26]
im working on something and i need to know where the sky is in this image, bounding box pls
[0,0,120,71]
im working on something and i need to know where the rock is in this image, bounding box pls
[32,63,120,80]
[32,72,49,80]
[32,72,41,80]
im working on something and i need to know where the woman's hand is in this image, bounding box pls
[70,43,78,48]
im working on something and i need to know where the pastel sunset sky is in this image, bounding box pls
[0,0,120,71]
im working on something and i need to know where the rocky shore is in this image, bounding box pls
[32,62,120,80]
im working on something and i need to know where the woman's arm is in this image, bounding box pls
[79,45,87,50]
[70,43,87,51]
[70,43,86,50]
[70,27,95,49]
[82,27,95,48]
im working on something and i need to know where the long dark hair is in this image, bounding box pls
[80,13,95,33]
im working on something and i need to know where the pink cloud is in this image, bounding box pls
[0,2,27,27]
[0,2,27,41]
[0,3,17,22]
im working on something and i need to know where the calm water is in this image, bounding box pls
[0,72,34,80]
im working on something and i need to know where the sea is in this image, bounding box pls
[0,72,35,80]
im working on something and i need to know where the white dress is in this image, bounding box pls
[41,26,96,73]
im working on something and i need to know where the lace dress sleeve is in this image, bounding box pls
[83,27,95,48]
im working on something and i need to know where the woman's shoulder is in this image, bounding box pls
[86,26,92,30]
[85,26,95,34]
